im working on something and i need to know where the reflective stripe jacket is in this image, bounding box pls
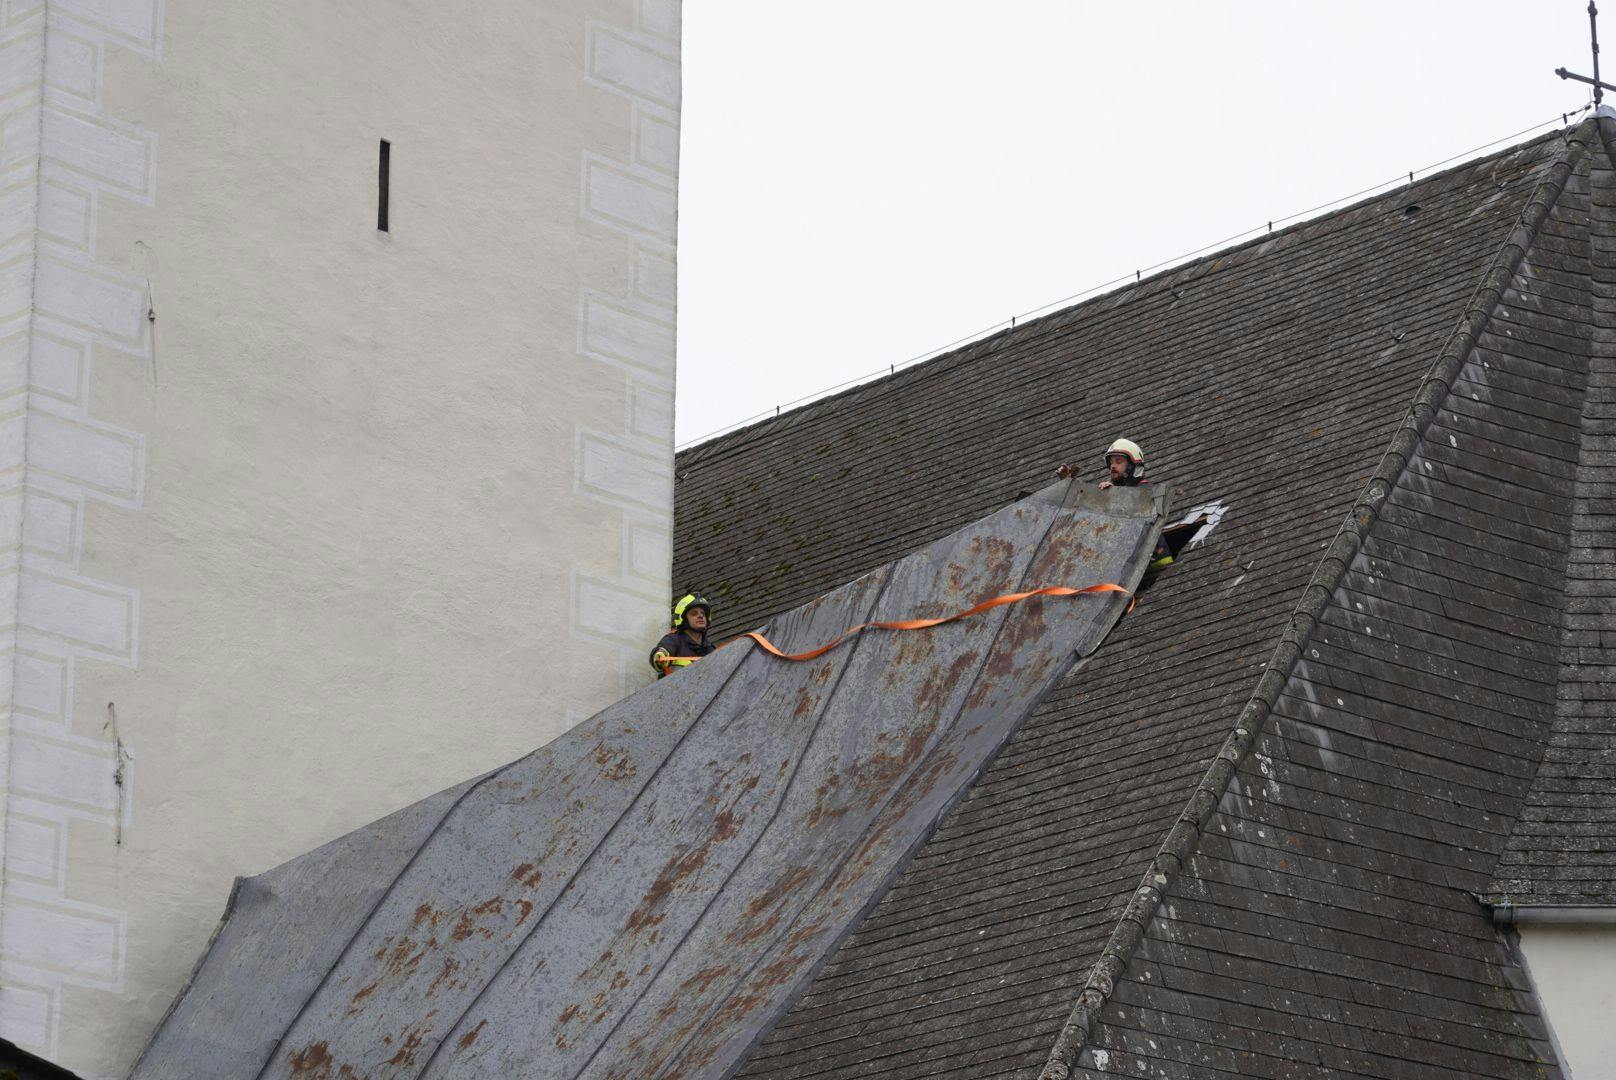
[649,630,714,676]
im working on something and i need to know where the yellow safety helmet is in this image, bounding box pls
[1104,438,1144,469]
[671,593,711,629]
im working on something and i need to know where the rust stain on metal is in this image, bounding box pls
[726,866,815,947]
[426,955,460,997]
[911,648,979,718]
[891,621,941,665]
[345,980,378,1015]
[806,773,846,828]
[714,953,808,1027]
[627,847,711,934]
[850,722,941,813]
[128,482,1163,1080]
[680,965,732,995]
[975,534,1020,591]
[384,1014,436,1068]
[286,1042,331,1077]
[450,898,505,943]
[594,743,637,781]
[381,936,427,978]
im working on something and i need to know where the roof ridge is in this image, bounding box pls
[1034,116,1598,1080]
[678,125,1572,463]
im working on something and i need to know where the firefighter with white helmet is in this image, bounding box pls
[1054,437,1149,488]
[1057,438,1172,570]
[1098,437,1146,489]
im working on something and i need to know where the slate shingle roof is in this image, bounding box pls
[1486,136,1616,910]
[673,117,1616,1078]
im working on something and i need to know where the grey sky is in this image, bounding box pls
[675,1,1591,446]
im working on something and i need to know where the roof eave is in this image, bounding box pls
[1489,904,1616,926]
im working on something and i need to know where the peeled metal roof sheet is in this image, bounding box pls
[131,480,1165,1080]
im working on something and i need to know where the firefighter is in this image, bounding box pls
[1058,439,1173,571]
[1054,437,1148,487]
[1097,438,1147,489]
[650,593,715,677]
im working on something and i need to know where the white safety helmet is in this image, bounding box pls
[1104,438,1144,470]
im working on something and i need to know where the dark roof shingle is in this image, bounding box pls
[674,120,1611,1079]
[1487,122,1616,910]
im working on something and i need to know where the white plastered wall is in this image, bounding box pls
[1517,924,1616,1078]
[0,0,680,1075]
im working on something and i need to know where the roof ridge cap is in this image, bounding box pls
[1035,116,1597,1080]
[679,125,1571,462]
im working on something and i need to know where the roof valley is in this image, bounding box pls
[1037,118,1598,1080]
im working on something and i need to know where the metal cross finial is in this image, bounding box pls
[1557,1,1616,106]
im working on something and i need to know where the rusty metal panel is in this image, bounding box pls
[130,480,1164,1080]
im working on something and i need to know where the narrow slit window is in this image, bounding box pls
[377,140,390,232]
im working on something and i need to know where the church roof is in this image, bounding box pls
[129,482,1162,1079]
[674,116,1616,1078]
[1484,183,1616,912]
[125,114,1616,1080]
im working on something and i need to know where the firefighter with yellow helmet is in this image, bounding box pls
[650,593,715,677]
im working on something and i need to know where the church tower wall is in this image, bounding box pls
[0,1,681,1074]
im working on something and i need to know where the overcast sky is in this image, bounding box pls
[675,1,1594,446]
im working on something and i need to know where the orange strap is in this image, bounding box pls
[731,583,1129,662]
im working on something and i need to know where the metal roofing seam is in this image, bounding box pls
[131,479,1166,1080]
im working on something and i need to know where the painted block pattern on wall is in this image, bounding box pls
[0,0,154,1067]
[571,0,680,692]
[5,1,678,1071]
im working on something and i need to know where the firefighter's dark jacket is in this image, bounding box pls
[649,629,714,675]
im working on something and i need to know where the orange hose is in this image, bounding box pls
[730,583,1129,662]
